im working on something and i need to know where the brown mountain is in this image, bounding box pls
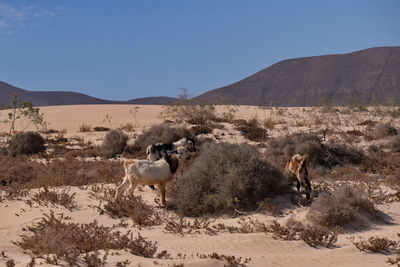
[0,81,177,106]
[195,46,400,106]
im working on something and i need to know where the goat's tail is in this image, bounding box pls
[123,159,135,173]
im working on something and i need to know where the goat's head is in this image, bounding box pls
[285,154,306,173]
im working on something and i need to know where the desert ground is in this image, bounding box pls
[0,104,400,267]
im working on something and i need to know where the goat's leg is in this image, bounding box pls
[296,178,301,191]
[157,183,166,206]
[304,178,312,201]
[115,176,130,201]
[127,178,138,197]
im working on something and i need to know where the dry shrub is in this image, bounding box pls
[362,152,400,188]
[263,117,280,130]
[169,142,290,216]
[82,251,107,267]
[163,217,213,236]
[388,255,400,266]
[79,124,92,132]
[367,122,397,140]
[0,156,123,189]
[133,124,193,152]
[93,127,109,132]
[119,123,135,132]
[28,187,77,211]
[198,252,251,267]
[190,124,213,135]
[7,131,45,156]
[102,129,128,158]
[101,195,162,227]
[269,219,339,248]
[307,186,382,228]
[389,135,400,153]
[212,217,269,234]
[265,132,364,168]
[234,117,267,142]
[14,212,158,265]
[350,235,400,253]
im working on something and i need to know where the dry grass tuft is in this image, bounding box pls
[28,187,77,211]
[350,235,400,253]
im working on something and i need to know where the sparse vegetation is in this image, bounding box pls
[0,156,122,189]
[350,235,400,253]
[14,212,159,265]
[160,88,217,126]
[268,218,339,248]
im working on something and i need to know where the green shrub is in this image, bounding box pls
[169,142,290,216]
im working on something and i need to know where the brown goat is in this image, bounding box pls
[284,154,312,200]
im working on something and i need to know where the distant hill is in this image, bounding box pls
[195,46,400,106]
[0,81,177,106]
[126,96,178,105]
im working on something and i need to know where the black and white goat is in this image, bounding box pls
[145,137,195,190]
[146,137,196,161]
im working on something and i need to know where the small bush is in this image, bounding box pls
[367,122,397,140]
[14,212,158,265]
[265,133,364,168]
[169,142,290,216]
[269,219,339,248]
[7,132,45,156]
[234,117,267,142]
[133,124,193,152]
[29,187,77,211]
[350,236,400,253]
[307,186,382,228]
[102,129,128,158]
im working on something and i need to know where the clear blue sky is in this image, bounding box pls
[1,0,399,100]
